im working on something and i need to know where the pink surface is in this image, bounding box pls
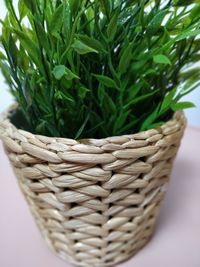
[0,127,200,267]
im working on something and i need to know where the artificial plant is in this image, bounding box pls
[0,0,200,138]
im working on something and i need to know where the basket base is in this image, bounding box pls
[48,233,154,267]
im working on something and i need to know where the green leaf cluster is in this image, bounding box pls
[0,0,200,139]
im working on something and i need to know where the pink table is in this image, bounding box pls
[0,127,200,267]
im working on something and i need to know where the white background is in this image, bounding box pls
[0,1,199,126]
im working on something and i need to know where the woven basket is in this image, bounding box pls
[0,108,186,267]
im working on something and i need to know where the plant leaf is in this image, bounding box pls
[124,90,159,109]
[93,74,119,89]
[119,43,132,75]
[79,86,90,99]
[65,67,79,80]
[176,29,200,41]
[153,54,172,65]
[72,39,98,54]
[107,12,118,41]
[8,34,18,66]
[117,116,139,135]
[160,87,177,112]
[172,101,196,111]
[141,105,160,131]
[23,0,36,13]
[52,65,66,80]
[127,82,143,101]
[146,9,168,36]
[18,0,29,20]
[13,29,40,66]
[69,0,81,15]
[0,51,7,60]
[77,34,106,52]
[113,110,131,133]
[55,90,74,103]
[49,4,64,36]
[75,113,90,139]
[53,65,79,80]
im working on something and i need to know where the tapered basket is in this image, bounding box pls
[0,108,186,267]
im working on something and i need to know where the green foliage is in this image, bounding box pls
[0,0,200,139]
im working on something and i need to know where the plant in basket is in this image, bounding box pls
[0,0,199,266]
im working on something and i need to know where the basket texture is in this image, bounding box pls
[0,110,186,267]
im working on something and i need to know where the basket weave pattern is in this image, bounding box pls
[0,111,186,267]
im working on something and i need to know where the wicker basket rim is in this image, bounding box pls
[0,103,183,146]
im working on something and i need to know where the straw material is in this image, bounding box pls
[0,109,186,267]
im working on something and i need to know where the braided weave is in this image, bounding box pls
[0,109,186,267]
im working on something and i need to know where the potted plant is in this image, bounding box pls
[0,1,199,266]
